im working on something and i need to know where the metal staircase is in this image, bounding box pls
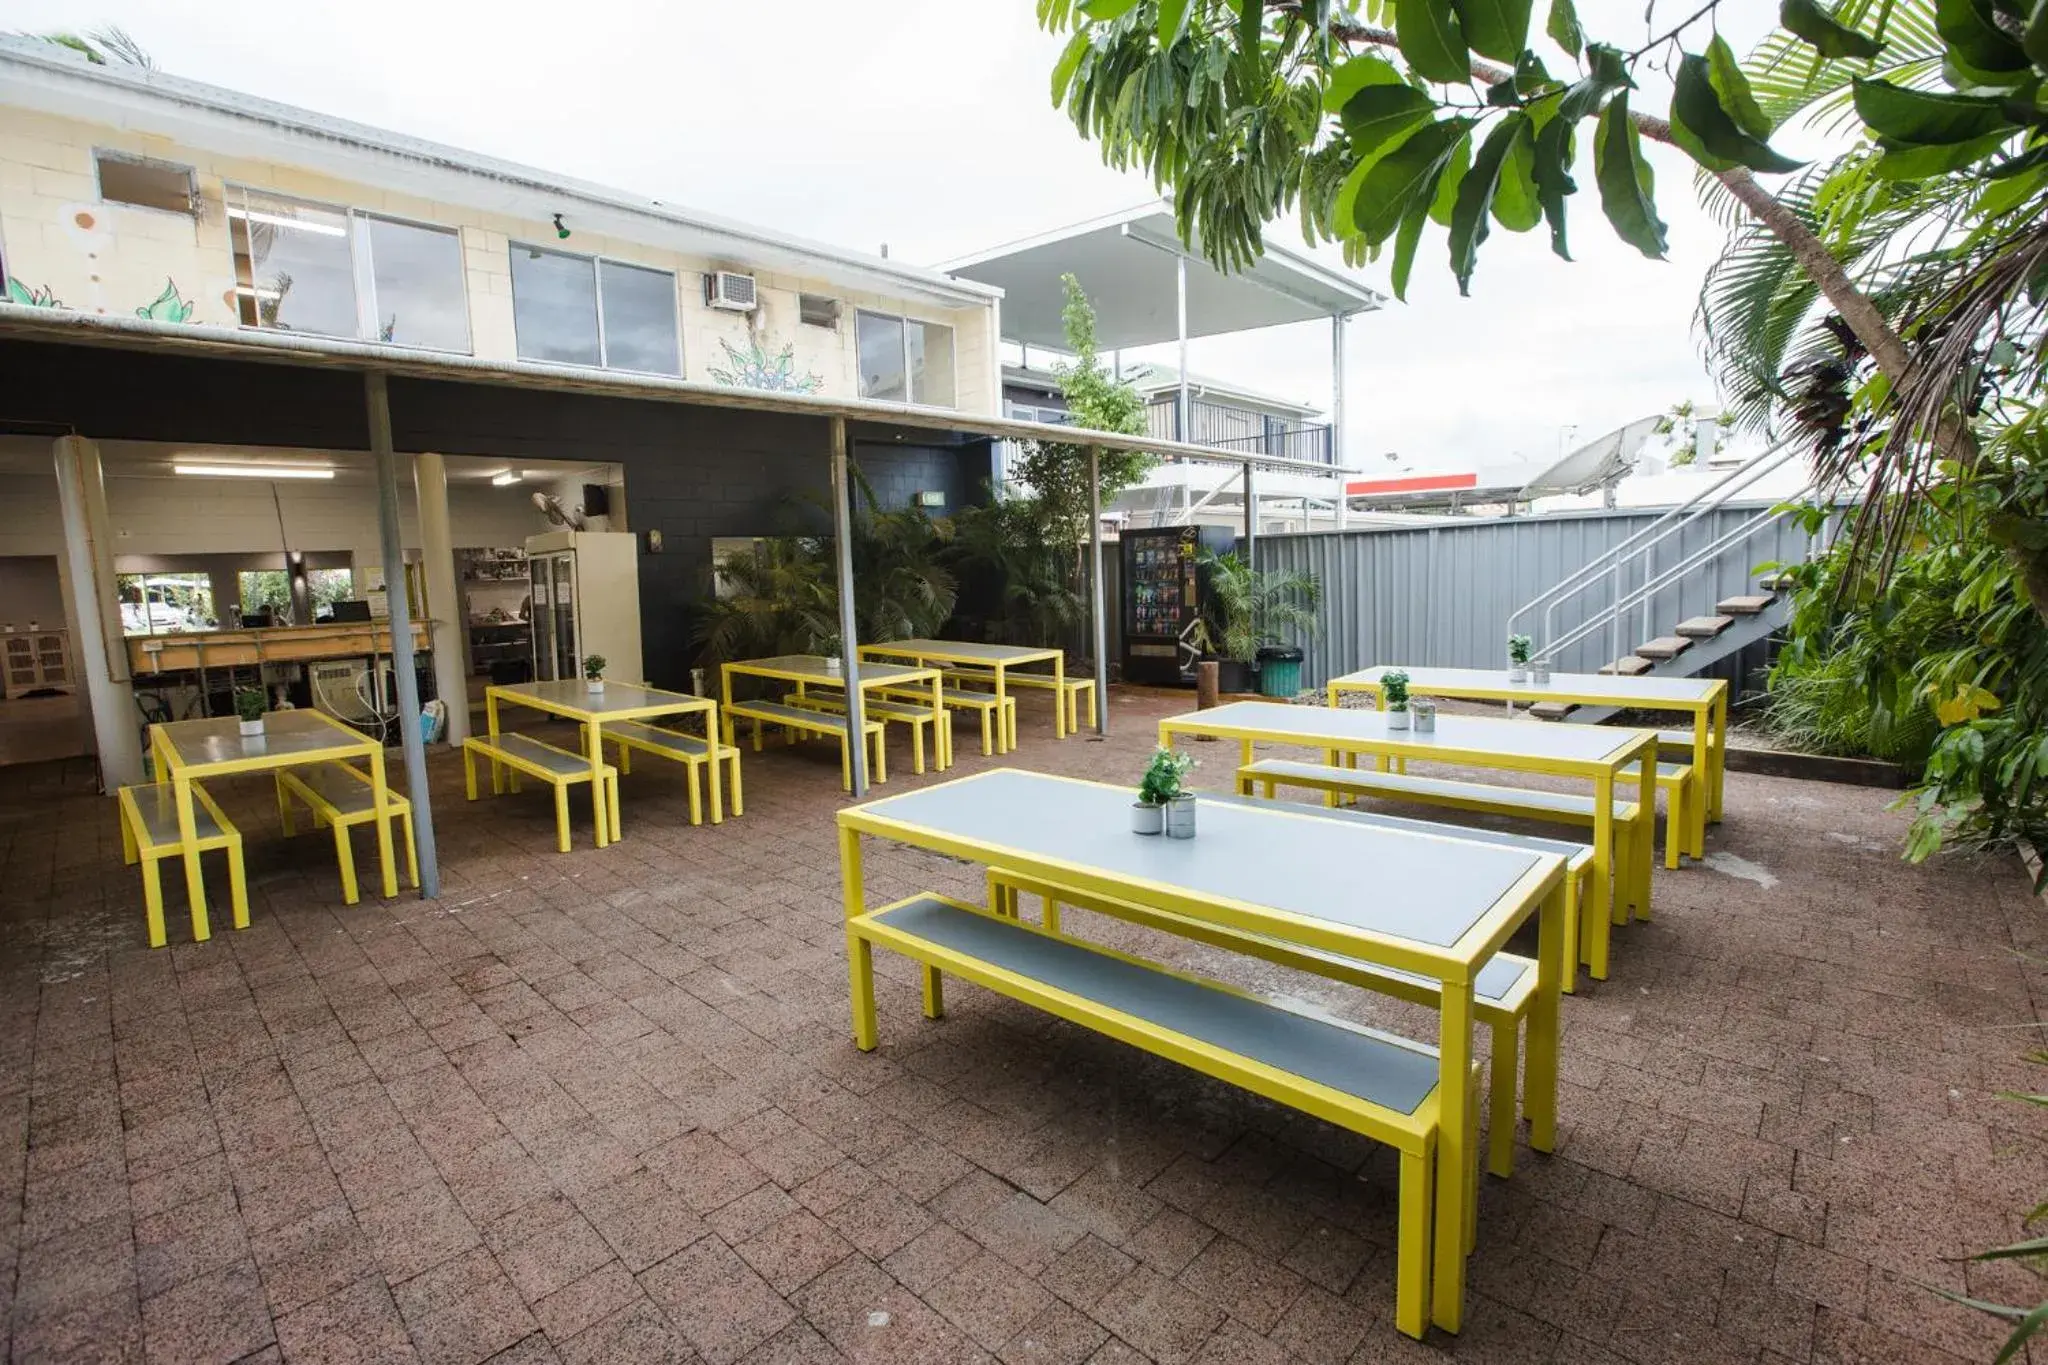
[1508,440,1816,723]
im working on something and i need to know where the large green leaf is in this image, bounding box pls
[1450,113,1528,292]
[1547,0,1584,59]
[1937,0,2030,72]
[1340,83,1439,153]
[1051,30,1091,104]
[1491,116,1543,230]
[1705,34,1774,139]
[1781,0,1886,60]
[1429,132,1473,225]
[1397,0,1473,83]
[1452,0,1533,63]
[2028,0,2048,70]
[1532,107,1578,259]
[1594,95,1668,258]
[1671,52,1808,171]
[1344,116,1475,245]
[1324,54,1407,111]
[1080,0,1142,18]
[1872,126,2019,173]
[1390,180,1436,301]
[1157,0,1194,47]
[1236,0,1265,55]
[1853,76,2015,140]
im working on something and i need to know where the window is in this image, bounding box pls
[239,568,355,623]
[117,573,216,637]
[1007,402,1070,426]
[96,153,196,215]
[799,293,839,328]
[225,187,470,351]
[856,310,955,406]
[510,245,680,375]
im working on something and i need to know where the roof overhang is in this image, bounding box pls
[941,203,1383,350]
[0,309,1348,478]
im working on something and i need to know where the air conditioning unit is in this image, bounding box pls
[705,271,758,313]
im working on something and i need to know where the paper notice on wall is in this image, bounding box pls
[361,566,390,619]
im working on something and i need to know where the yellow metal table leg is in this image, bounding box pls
[1525,880,1564,1154]
[1053,656,1067,739]
[367,749,399,898]
[172,772,210,943]
[1432,982,1475,1334]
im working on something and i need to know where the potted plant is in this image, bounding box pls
[1382,669,1412,729]
[818,633,843,676]
[234,686,266,737]
[583,654,607,695]
[1507,634,1533,683]
[1190,550,1320,695]
[1134,747,1195,836]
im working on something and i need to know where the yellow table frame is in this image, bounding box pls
[858,641,1067,750]
[485,683,720,845]
[836,769,1570,1337]
[149,708,396,938]
[1158,709,1657,978]
[722,656,945,769]
[1327,669,1729,829]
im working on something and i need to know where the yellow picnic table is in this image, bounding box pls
[1327,666,1729,827]
[486,680,720,844]
[149,708,398,937]
[722,654,947,770]
[858,639,1068,748]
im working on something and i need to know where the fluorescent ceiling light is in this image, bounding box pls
[491,471,523,486]
[226,206,347,238]
[174,463,335,480]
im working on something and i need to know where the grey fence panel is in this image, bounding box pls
[1255,502,1821,689]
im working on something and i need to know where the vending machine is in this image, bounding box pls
[1118,525,1238,686]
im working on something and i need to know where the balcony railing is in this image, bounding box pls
[1145,395,1333,464]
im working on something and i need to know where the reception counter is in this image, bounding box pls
[127,621,432,674]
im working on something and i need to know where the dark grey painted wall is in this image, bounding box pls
[1,341,992,690]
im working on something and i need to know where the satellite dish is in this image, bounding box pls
[530,491,586,531]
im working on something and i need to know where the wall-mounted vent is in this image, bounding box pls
[704,271,758,312]
[799,293,840,328]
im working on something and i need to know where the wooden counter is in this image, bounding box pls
[127,622,432,674]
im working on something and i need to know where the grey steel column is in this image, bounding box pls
[1175,255,1191,444]
[1331,312,1349,530]
[1243,463,1257,564]
[829,417,869,794]
[1087,444,1110,735]
[368,371,440,898]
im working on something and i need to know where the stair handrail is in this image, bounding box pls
[1543,491,1810,663]
[1506,436,1807,662]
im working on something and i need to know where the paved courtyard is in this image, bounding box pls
[1,686,2042,1364]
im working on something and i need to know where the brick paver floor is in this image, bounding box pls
[2,685,2042,1364]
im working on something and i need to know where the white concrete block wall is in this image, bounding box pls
[0,107,1000,414]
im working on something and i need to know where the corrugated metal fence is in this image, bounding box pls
[1252,502,1822,687]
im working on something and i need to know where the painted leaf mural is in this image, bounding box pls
[4,277,64,308]
[706,338,823,394]
[136,278,195,323]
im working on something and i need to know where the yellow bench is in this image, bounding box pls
[1238,758,1648,977]
[847,890,1477,1340]
[603,720,742,825]
[274,762,418,905]
[875,684,1014,758]
[462,732,620,852]
[942,666,1097,745]
[723,700,885,791]
[781,692,941,773]
[1655,731,1714,856]
[119,781,246,947]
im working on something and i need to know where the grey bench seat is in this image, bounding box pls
[479,731,602,776]
[725,699,885,790]
[602,720,741,825]
[128,782,230,844]
[606,719,723,759]
[1240,758,1639,822]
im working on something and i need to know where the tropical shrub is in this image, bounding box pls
[1190,550,1320,662]
[946,494,1085,647]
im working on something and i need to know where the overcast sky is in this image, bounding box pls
[15,0,1788,471]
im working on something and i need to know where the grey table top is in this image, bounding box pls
[729,655,937,686]
[849,769,1546,952]
[1332,666,1723,706]
[156,709,371,768]
[491,680,712,715]
[862,640,1062,664]
[1161,700,1651,766]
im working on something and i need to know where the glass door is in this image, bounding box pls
[531,554,558,681]
[551,554,579,682]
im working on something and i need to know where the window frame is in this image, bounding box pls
[222,184,474,354]
[856,308,957,408]
[507,243,683,377]
[94,149,198,218]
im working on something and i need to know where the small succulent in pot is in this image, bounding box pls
[583,654,608,693]
[817,633,844,675]
[234,686,267,736]
[1134,747,1196,835]
[1382,669,1412,729]
[1507,633,1533,681]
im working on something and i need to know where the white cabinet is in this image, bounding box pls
[525,531,643,683]
[2,630,72,698]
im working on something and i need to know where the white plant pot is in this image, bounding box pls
[1412,703,1437,733]
[1387,708,1411,730]
[1507,665,1528,683]
[1164,794,1198,839]
[587,679,605,694]
[1531,661,1552,684]
[823,658,842,677]
[1131,802,1164,836]
[238,717,264,737]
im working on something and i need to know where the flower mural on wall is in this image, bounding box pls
[4,278,65,308]
[706,337,823,394]
[136,278,195,323]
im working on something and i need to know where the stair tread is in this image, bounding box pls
[1674,615,1735,638]
[1635,636,1693,660]
[1528,701,1576,720]
[1597,656,1654,676]
[1718,594,1775,615]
